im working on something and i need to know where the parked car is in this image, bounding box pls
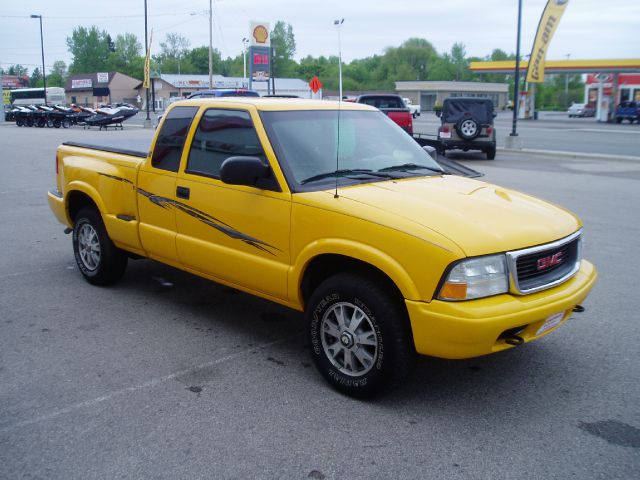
[402,97,421,118]
[187,89,260,99]
[568,103,595,118]
[355,94,413,134]
[436,97,496,159]
[614,101,640,123]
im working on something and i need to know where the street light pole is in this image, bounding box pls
[209,0,213,88]
[242,38,249,86]
[565,53,571,108]
[143,0,150,123]
[334,18,344,101]
[30,14,47,105]
[510,0,522,137]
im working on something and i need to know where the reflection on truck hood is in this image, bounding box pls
[304,175,581,257]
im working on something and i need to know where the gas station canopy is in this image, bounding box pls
[470,59,640,75]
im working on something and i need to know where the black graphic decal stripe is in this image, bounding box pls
[135,188,279,255]
[98,172,135,186]
[99,174,280,255]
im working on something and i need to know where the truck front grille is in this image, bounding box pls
[506,231,582,294]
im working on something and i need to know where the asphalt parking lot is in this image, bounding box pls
[1,124,639,479]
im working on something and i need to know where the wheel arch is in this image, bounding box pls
[294,241,419,309]
[66,183,106,224]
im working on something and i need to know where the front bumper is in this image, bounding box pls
[406,260,597,359]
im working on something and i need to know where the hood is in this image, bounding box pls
[301,176,581,257]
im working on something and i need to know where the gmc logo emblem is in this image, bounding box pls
[537,252,563,270]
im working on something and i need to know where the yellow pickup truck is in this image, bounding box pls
[48,98,597,397]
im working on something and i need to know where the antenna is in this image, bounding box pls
[334,18,344,199]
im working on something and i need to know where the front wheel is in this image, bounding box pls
[307,272,415,398]
[72,207,128,285]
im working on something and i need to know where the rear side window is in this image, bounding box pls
[359,96,404,109]
[151,106,198,172]
[186,109,266,179]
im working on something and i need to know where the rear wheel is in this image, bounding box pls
[16,118,24,127]
[307,272,415,398]
[485,145,496,160]
[62,118,71,128]
[72,207,128,286]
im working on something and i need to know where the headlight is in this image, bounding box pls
[438,254,508,301]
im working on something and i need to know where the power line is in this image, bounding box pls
[0,12,189,20]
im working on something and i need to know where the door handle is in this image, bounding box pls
[176,186,190,199]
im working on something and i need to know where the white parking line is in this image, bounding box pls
[0,333,302,433]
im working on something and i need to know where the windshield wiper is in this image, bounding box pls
[378,163,444,174]
[300,169,398,184]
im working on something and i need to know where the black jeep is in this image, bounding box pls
[436,98,496,160]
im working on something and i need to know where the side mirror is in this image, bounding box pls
[422,145,438,162]
[220,156,269,187]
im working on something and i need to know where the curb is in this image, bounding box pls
[498,147,640,162]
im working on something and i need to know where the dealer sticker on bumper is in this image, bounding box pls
[536,312,565,336]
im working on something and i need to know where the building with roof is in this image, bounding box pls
[140,74,315,110]
[65,72,141,106]
[395,81,509,111]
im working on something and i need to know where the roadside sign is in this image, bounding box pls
[309,76,323,94]
[3,90,10,105]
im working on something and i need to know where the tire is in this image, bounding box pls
[46,119,54,128]
[616,118,622,124]
[456,117,480,140]
[62,118,71,129]
[16,118,24,127]
[307,272,415,398]
[26,118,34,127]
[72,207,128,286]
[36,118,45,128]
[53,120,61,128]
[485,145,496,160]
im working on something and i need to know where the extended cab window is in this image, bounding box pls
[151,106,198,172]
[186,109,266,179]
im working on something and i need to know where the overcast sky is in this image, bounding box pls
[1,0,638,75]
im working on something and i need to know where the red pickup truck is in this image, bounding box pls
[355,94,413,134]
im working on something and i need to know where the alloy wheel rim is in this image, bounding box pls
[320,302,378,377]
[78,224,100,271]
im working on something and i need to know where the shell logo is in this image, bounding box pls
[253,25,268,44]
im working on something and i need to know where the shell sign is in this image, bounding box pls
[250,21,270,47]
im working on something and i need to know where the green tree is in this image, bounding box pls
[271,21,297,77]
[47,60,68,87]
[30,67,42,87]
[107,33,144,78]
[7,64,29,77]
[67,26,111,73]
[159,33,191,74]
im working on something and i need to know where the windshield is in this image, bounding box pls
[260,110,442,192]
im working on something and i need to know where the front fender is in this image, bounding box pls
[289,238,420,308]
